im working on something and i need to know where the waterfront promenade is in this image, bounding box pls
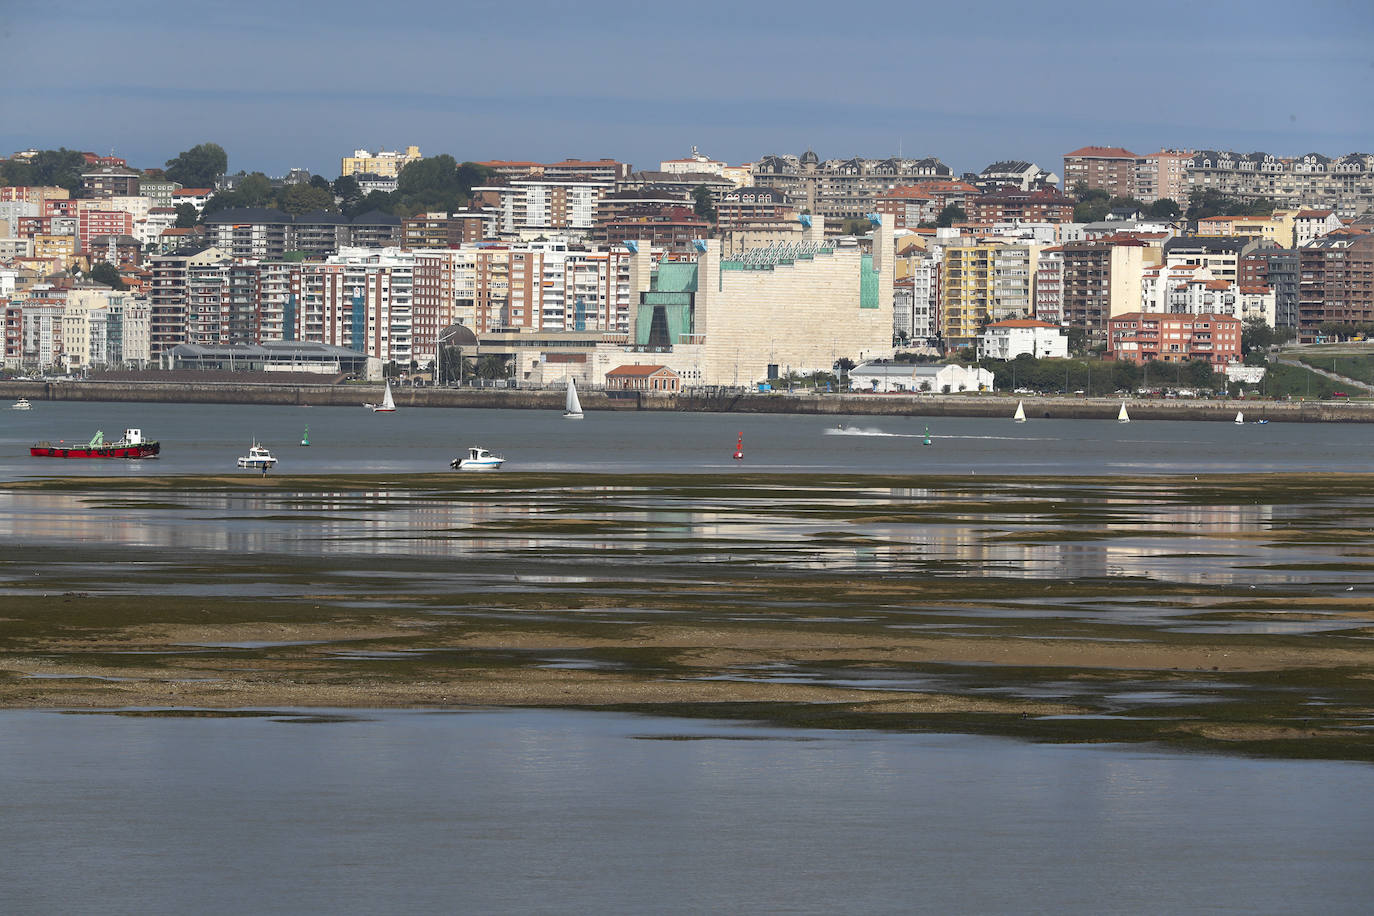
[3,377,1372,422]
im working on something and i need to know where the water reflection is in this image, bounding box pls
[2,708,1372,916]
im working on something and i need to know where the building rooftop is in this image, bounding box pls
[1065,146,1140,159]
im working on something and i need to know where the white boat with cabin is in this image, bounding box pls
[452,447,505,471]
[237,442,278,471]
[11,397,32,410]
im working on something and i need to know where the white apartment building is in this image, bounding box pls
[1033,247,1063,324]
[980,318,1068,360]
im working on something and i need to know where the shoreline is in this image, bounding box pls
[3,379,1370,422]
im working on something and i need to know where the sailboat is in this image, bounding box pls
[1012,400,1026,423]
[1117,401,1130,423]
[563,376,584,419]
[366,379,397,412]
[1234,410,1244,425]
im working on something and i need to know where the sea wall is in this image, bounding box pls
[2,380,1370,422]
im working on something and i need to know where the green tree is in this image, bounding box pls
[279,183,336,215]
[1146,198,1181,219]
[474,354,509,380]
[345,190,396,219]
[1066,326,1087,355]
[396,154,468,213]
[86,261,126,289]
[164,143,228,189]
[174,203,199,228]
[841,217,871,235]
[935,204,966,228]
[308,174,332,191]
[692,185,717,222]
[333,174,361,202]
[236,172,274,207]
[30,149,88,191]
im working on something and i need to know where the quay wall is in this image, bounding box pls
[2,380,1370,423]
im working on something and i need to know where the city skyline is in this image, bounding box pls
[7,0,1372,180]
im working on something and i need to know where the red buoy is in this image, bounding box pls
[732,432,743,460]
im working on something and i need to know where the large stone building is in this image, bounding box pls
[592,215,895,387]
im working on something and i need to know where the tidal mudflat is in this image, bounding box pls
[1,472,1372,761]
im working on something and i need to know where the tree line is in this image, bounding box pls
[2,142,494,223]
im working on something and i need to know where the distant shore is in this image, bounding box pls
[3,378,1371,422]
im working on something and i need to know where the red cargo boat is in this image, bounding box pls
[31,428,160,459]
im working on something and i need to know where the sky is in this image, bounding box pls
[4,0,1373,180]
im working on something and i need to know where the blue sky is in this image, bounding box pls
[5,0,1372,179]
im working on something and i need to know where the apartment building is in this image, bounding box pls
[1134,150,1193,203]
[77,208,134,252]
[202,208,291,260]
[1034,247,1063,324]
[1297,234,1374,341]
[875,187,938,230]
[146,246,229,356]
[340,146,421,178]
[970,161,1058,193]
[1063,146,1139,197]
[980,318,1067,360]
[1243,246,1301,329]
[80,166,140,198]
[966,189,1074,225]
[401,211,494,248]
[475,180,614,238]
[751,151,952,223]
[1108,312,1242,364]
[1059,241,1147,346]
[940,241,1043,349]
[1186,151,1374,218]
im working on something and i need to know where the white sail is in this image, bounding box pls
[375,379,395,412]
[563,377,584,418]
[1118,401,1130,423]
[1013,400,1026,422]
[1235,411,1244,424]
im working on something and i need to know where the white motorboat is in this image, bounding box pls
[563,376,584,419]
[237,442,278,471]
[366,379,397,412]
[11,397,32,410]
[1012,400,1026,423]
[1117,401,1130,423]
[452,446,505,471]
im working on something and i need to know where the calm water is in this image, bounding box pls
[0,399,1370,477]
[3,708,1372,916]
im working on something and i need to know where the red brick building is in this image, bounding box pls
[967,188,1075,224]
[1063,146,1139,198]
[1107,312,1242,365]
[605,364,681,392]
